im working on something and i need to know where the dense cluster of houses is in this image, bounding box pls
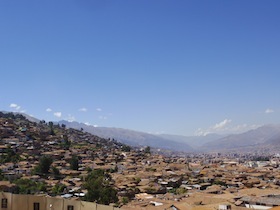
[1,113,280,209]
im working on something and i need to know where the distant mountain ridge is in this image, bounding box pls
[60,121,280,152]
[200,124,280,151]
[58,120,195,152]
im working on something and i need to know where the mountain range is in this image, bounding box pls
[201,124,280,152]
[58,120,194,152]
[3,111,280,153]
[58,120,280,153]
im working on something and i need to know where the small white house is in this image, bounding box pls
[219,204,231,210]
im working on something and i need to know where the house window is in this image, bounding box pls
[1,198,8,208]
[34,202,40,210]
[67,205,74,210]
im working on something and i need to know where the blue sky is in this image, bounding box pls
[1,0,280,136]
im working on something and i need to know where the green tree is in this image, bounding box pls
[121,145,131,152]
[0,146,21,163]
[48,121,55,135]
[144,146,151,154]
[133,177,141,184]
[175,187,188,195]
[48,121,54,127]
[62,135,71,149]
[69,156,79,170]
[52,166,61,179]
[213,179,226,186]
[52,183,66,195]
[122,197,129,205]
[13,179,46,194]
[34,156,53,174]
[84,169,118,205]
[0,169,5,181]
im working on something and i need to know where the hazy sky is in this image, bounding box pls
[1,1,280,136]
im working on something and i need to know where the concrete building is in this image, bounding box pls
[0,192,121,210]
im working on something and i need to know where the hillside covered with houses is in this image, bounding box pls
[2,112,280,209]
